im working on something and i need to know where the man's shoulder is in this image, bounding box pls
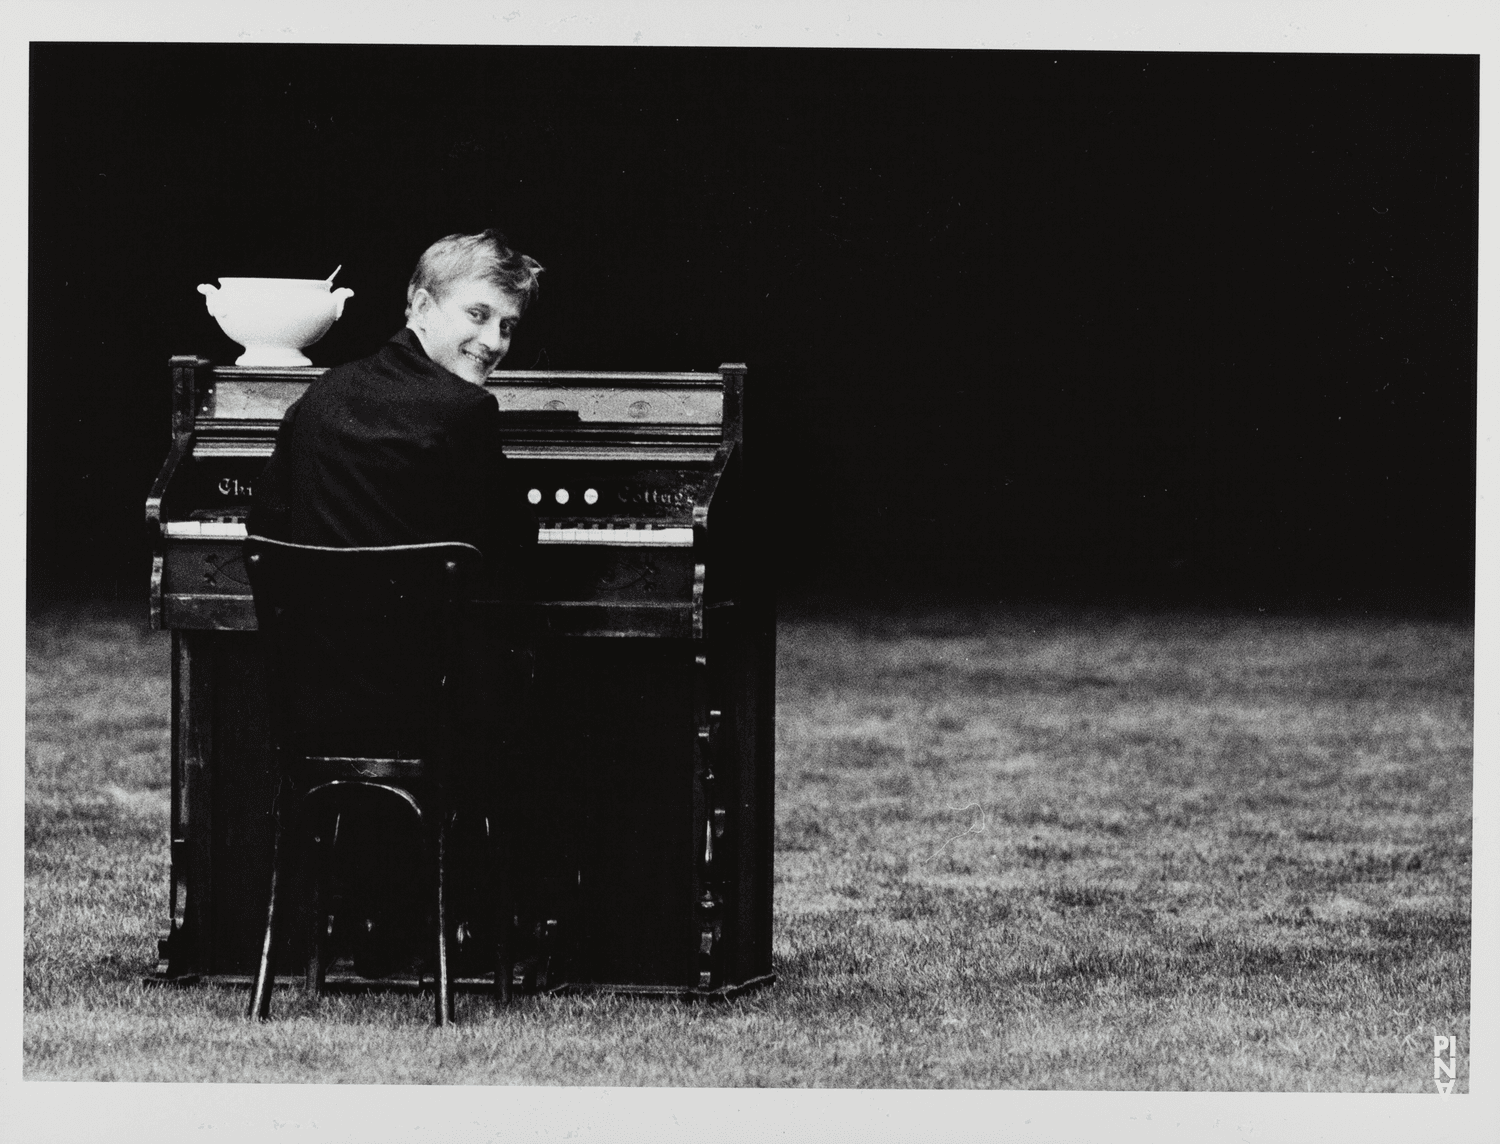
[315,335,492,411]
[291,342,494,454]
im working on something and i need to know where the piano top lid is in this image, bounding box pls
[487,369,726,384]
[202,365,727,385]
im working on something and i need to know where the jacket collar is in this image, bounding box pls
[386,325,465,386]
[390,326,430,360]
[386,326,489,390]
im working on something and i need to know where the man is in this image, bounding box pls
[248,229,543,977]
[249,228,541,558]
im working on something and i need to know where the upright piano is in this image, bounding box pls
[146,355,774,997]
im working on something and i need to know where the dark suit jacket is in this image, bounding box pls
[248,327,535,572]
[249,328,536,796]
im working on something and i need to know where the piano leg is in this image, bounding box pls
[692,649,722,992]
[489,815,514,1006]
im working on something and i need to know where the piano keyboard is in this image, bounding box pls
[537,524,693,546]
[165,521,248,538]
[163,520,693,547]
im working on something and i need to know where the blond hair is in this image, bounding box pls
[405,229,543,318]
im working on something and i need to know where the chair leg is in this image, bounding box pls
[433,811,452,1026]
[496,924,514,1006]
[248,804,286,1021]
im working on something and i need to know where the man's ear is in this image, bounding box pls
[408,288,435,328]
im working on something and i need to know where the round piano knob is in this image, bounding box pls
[584,488,599,505]
[555,488,570,505]
[527,488,542,505]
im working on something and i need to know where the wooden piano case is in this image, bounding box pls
[147,355,774,998]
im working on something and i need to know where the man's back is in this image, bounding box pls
[248,327,533,559]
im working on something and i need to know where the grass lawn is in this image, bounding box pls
[23,600,1472,1088]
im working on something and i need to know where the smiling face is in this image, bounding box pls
[408,276,524,384]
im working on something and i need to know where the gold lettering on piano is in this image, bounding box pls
[617,486,691,509]
[216,477,253,497]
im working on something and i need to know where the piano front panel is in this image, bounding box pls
[510,458,707,609]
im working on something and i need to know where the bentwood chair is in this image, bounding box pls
[243,537,483,1026]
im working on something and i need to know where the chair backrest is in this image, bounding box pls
[245,538,483,761]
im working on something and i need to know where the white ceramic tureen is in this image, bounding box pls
[198,277,354,367]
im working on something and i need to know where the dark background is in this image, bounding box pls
[28,45,1477,612]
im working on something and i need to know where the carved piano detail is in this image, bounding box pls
[148,356,774,997]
